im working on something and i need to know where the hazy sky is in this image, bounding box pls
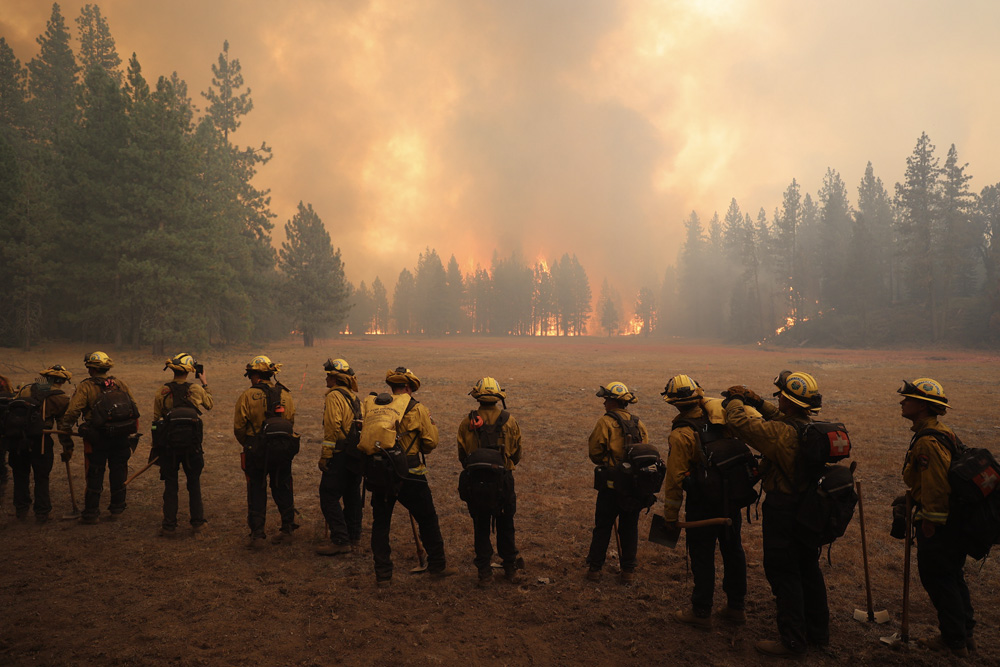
[3,0,999,303]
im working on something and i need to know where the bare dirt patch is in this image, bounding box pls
[2,337,998,665]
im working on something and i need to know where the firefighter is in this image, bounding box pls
[586,381,648,585]
[457,377,523,586]
[59,352,140,524]
[151,353,213,537]
[233,355,297,548]
[723,371,828,658]
[663,374,747,628]
[366,367,456,586]
[897,378,974,658]
[316,358,363,556]
[5,366,74,522]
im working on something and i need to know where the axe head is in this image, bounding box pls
[648,514,682,548]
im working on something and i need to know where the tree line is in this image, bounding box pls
[3,5,1000,349]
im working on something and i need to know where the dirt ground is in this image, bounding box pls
[2,337,999,666]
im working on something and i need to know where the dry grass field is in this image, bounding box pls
[2,337,999,665]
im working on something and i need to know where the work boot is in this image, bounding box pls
[477,568,493,588]
[15,510,28,522]
[503,567,520,584]
[248,532,267,550]
[108,511,124,521]
[918,635,969,658]
[755,640,805,659]
[35,514,49,524]
[674,609,712,629]
[350,539,362,555]
[79,515,99,525]
[586,568,602,582]
[270,530,294,545]
[158,526,177,538]
[316,542,351,556]
[375,577,392,588]
[619,569,635,585]
[967,637,977,653]
[429,566,458,580]
[718,607,747,625]
[191,523,208,539]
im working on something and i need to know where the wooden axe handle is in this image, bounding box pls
[677,518,733,529]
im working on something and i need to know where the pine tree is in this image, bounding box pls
[777,179,802,321]
[817,168,852,311]
[939,144,978,297]
[27,3,79,141]
[445,254,465,333]
[346,281,374,334]
[277,202,350,346]
[597,279,621,336]
[0,38,28,135]
[679,211,706,334]
[634,286,656,336]
[854,162,894,306]
[371,276,390,334]
[414,247,448,335]
[392,268,416,334]
[532,261,555,335]
[895,132,941,332]
[76,4,122,84]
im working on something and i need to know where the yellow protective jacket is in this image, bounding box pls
[725,398,809,496]
[902,415,954,525]
[152,382,213,421]
[322,385,358,459]
[457,403,522,471]
[233,380,295,446]
[60,373,138,439]
[588,408,649,468]
[13,382,73,453]
[361,392,438,475]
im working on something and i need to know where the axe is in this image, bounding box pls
[648,513,733,548]
[853,480,890,624]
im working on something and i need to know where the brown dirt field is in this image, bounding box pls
[2,337,998,666]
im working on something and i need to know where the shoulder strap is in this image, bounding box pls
[167,382,200,414]
[404,397,418,415]
[913,428,961,455]
[333,387,362,419]
[605,411,641,445]
[497,410,510,428]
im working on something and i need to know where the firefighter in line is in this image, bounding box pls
[316,358,363,556]
[5,366,74,523]
[457,377,523,586]
[662,374,747,629]
[59,352,140,524]
[723,371,829,658]
[234,355,297,548]
[365,367,457,586]
[897,378,975,658]
[585,381,648,585]
[151,353,213,538]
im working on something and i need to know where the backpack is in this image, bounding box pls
[331,387,363,473]
[917,429,1000,560]
[606,411,666,509]
[458,410,512,514]
[88,377,140,438]
[0,390,12,439]
[155,383,203,451]
[247,383,299,463]
[675,417,760,515]
[3,384,62,452]
[793,421,857,548]
[361,394,417,496]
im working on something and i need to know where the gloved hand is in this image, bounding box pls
[721,385,748,408]
[60,449,73,463]
[148,448,161,464]
[890,495,907,539]
[318,457,330,472]
[128,433,140,452]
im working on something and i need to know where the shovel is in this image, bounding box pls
[60,459,81,520]
[648,513,733,548]
[408,512,428,573]
[853,481,890,624]
[880,492,913,648]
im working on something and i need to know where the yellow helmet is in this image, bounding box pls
[40,364,72,382]
[772,370,821,412]
[597,381,637,404]
[898,378,950,409]
[84,351,113,369]
[244,355,281,376]
[385,366,421,391]
[164,353,196,374]
[324,358,358,392]
[470,376,506,403]
[661,374,704,405]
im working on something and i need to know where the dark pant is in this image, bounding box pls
[83,438,132,519]
[9,440,55,517]
[586,488,640,571]
[0,442,8,486]
[370,476,446,580]
[761,500,829,653]
[159,449,206,529]
[687,502,747,615]
[245,456,296,535]
[469,474,518,571]
[916,521,975,650]
[319,453,363,544]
